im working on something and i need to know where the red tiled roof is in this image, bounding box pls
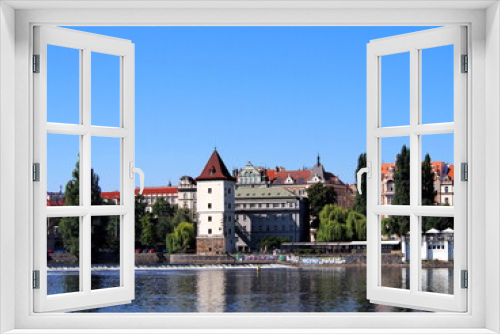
[381,163,395,174]
[137,186,178,195]
[431,161,445,175]
[266,170,277,179]
[196,150,235,182]
[101,186,178,200]
[102,191,120,200]
[381,162,454,180]
[47,199,65,206]
[271,170,312,184]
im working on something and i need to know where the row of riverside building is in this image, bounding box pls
[48,150,455,254]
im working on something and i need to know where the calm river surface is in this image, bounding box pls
[47,266,453,312]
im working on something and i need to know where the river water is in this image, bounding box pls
[47,266,453,312]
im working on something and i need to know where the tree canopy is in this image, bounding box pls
[383,145,411,237]
[166,222,196,253]
[306,182,337,220]
[316,204,366,242]
[58,159,115,258]
[422,153,435,206]
[258,236,290,251]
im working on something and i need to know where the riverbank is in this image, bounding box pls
[48,252,453,268]
[48,263,289,271]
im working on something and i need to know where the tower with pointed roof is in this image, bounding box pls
[195,149,237,254]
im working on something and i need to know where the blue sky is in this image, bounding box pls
[47,26,454,192]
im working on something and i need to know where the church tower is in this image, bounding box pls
[195,149,237,254]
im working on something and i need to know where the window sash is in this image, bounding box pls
[33,26,136,313]
[366,26,467,312]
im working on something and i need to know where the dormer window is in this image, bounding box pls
[209,166,216,175]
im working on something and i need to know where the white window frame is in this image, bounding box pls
[0,2,498,334]
[366,26,467,312]
[33,26,136,313]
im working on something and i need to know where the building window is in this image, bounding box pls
[445,186,449,193]
[208,203,212,209]
[445,197,449,204]
[228,188,231,194]
[208,188,212,194]
[228,203,232,209]
[208,216,212,222]
[208,229,212,235]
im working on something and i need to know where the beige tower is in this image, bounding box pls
[195,150,236,254]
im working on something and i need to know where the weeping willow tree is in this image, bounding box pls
[166,222,196,253]
[316,204,367,242]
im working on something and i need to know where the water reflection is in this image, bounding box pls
[422,268,454,294]
[197,270,226,312]
[47,267,454,313]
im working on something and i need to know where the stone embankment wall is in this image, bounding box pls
[284,254,403,266]
[48,252,405,266]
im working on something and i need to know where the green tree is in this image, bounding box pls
[140,213,155,248]
[316,205,366,242]
[354,152,367,216]
[172,207,194,226]
[394,145,410,206]
[381,216,407,237]
[385,145,411,237]
[152,198,175,247]
[59,159,80,256]
[134,194,147,248]
[306,182,337,222]
[421,153,438,232]
[166,222,196,253]
[347,210,367,241]
[59,160,108,257]
[422,153,435,206]
[258,236,290,251]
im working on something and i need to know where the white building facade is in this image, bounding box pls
[196,150,237,254]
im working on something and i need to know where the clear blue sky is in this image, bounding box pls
[47,26,454,192]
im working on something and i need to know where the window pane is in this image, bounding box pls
[91,52,121,127]
[421,217,454,295]
[380,215,409,290]
[381,52,410,127]
[47,45,80,124]
[421,45,454,124]
[91,136,121,205]
[381,136,410,205]
[47,133,80,206]
[91,215,121,290]
[421,133,454,206]
[47,216,80,295]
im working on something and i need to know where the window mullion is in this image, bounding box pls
[82,214,92,293]
[82,48,92,294]
[409,47,420,295]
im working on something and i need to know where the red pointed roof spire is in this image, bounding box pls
[196,149,236,182]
